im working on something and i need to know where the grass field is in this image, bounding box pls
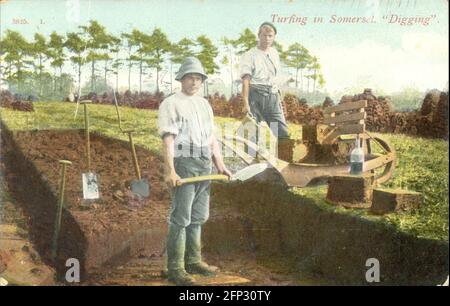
[1,102,448,241]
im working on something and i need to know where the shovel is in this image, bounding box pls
[176,163,268,186]
[123,129,150,198]
[80,100,100,200]
[51,160,71,261]
[112,90,149,198]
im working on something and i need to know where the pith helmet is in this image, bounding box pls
[175,57,208,81]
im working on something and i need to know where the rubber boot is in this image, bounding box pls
[185,223,202,266]
[185,224,217,276]
[167,223,194,285]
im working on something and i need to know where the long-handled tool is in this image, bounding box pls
[112,90,150,198]
[80,100,100,200]
[123,129,150,198]
[112,88,123,131]
[51,160,72,261]
[176,163,268,186]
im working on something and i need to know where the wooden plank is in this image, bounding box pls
[315,125,334,144]
[337,134,370,143]
[320,129,338,144]
[323,100,367,114]
[338,123,365,135]
[321,124,364,145]
[324,112,366,124]
[364,152,395,172]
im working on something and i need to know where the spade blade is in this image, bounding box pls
[82,172,100,200]
[131,178,150,198]
[232,163,268,182]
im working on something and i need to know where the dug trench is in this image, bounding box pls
[1,125,448,285]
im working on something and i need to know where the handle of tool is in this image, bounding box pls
[83,103,91,171]
[112,89,123,132]
[177,174,229,186]
[127,132,141,180]
[51,161,71,261]
[73,80,82,119]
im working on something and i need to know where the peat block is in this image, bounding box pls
[371,188,423,215]
[326,173,374,208]
[302,124,328,143]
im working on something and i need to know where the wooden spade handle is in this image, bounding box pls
[83,103,91,171]
[177,174,229,186]
[126,131,141,180]
[52,160,72,260]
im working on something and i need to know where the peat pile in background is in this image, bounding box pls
[283,94,324,125]
[58,87,448,139]
[338,88,394,133]
[420,89,441,116]
[332,88,448,139]
[208,93,243,118]
[322,97,335,108]
[431,91,449,139]
[388,90,448,139]
[208,93,325,126]
[0,90,34,112]
[66,90,164,110]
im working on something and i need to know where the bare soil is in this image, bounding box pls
[1,128,170,279]
[1,127,314,285]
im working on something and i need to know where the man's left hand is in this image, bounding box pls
[218,166,232,179]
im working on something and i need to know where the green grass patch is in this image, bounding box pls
[1,102,448,241]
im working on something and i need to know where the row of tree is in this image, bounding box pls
[0,20,325,99]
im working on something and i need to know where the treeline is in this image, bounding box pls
[0,20,325,100]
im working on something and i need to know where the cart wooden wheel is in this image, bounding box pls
[365,135,396,185]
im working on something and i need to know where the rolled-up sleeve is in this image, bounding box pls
[240,51,253,79]
[158,100,179,138]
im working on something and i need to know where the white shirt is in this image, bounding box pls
[158,91,214,149]
[240,46,281,88]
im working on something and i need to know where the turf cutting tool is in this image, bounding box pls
[176,163,268,186]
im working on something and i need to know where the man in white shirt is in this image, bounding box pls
[158,57,231,285]
[240,22,293,162]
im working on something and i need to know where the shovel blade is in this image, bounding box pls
[82,172,100,200]
[131,178,150,198]
[232,163,268,181]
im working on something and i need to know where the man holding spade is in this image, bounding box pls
[158,57,232,285]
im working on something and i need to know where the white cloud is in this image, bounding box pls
[313,31,449,94]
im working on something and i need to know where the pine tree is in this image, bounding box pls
[32,33,50,96]
[64,31,88,97]
[233,28,257,55]
[48,32,66,93]
[196,35,219,96]
[281,43,311,89]
[144,28,172,93]
[0,30,32,93]
[80,20,115,92]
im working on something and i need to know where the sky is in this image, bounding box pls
[1,0,448,95]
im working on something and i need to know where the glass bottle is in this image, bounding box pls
[350,134,364,175]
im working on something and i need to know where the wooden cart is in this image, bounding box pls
[219,100,396,187]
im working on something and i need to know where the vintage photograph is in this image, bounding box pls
[0,0,448,289]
